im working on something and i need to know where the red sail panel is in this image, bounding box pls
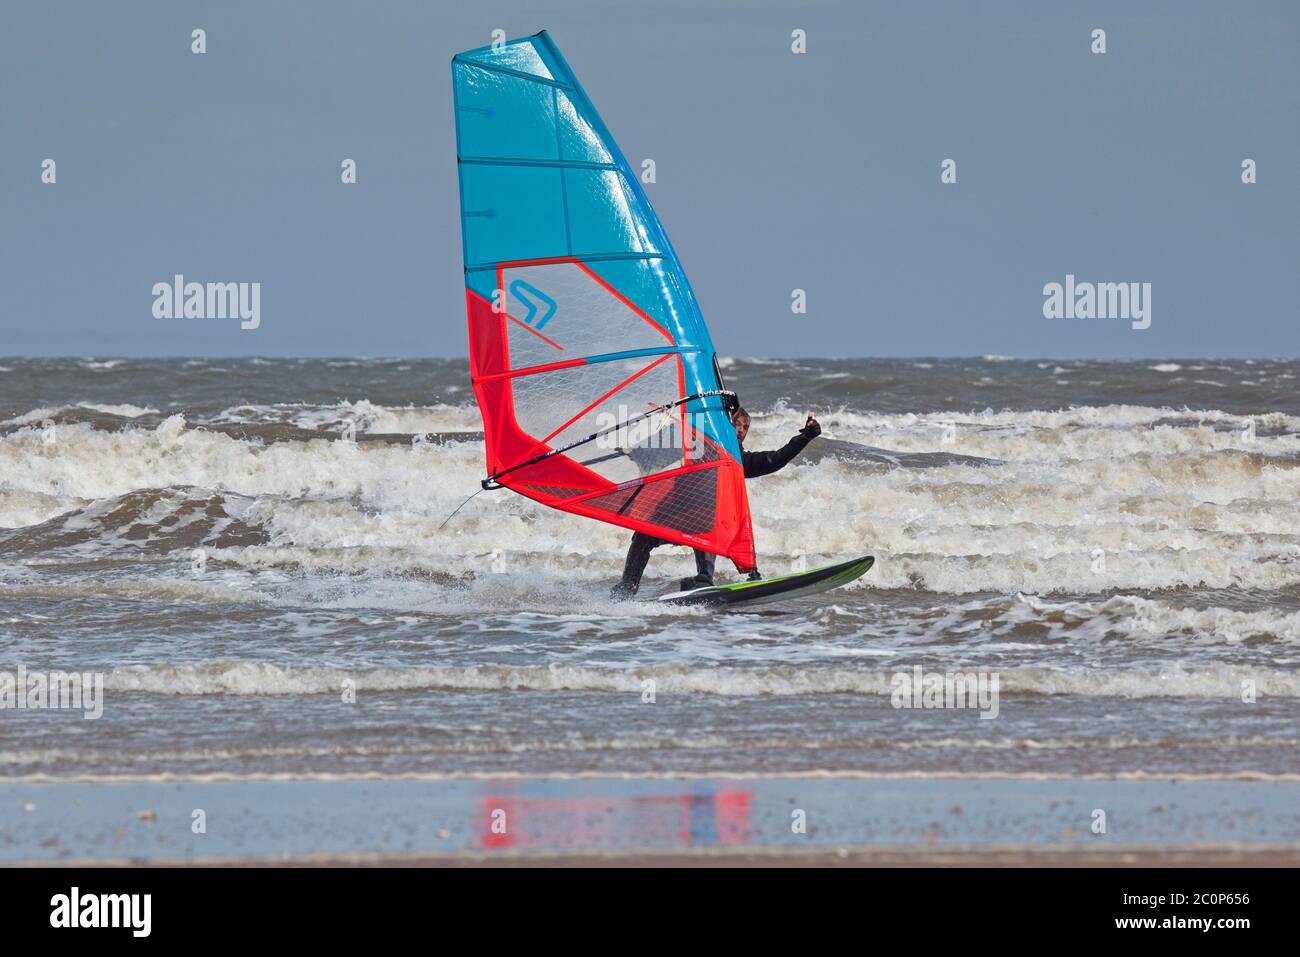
[466,280,755,568]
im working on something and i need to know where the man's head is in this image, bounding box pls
[731,407,750,445]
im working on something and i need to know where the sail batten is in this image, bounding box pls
[465,252,664,273]
[458,157,621,171]
[452,31,756,570]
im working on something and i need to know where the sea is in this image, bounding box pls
[1,356,1297,781]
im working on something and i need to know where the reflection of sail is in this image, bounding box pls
[477,789,753,850]
[452,31,756,569]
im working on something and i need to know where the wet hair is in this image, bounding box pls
[732,407,750,421]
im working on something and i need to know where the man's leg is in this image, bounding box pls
[611,532,662,598]
[686,549,716,589]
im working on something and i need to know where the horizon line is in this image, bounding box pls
[3,354,1298,363]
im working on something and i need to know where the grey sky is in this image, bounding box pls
[2,0,1296,358]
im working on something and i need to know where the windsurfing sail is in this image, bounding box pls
[451,30,756,570]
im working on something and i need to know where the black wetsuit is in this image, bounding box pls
[738,432,814,479]
[615,430,814,596]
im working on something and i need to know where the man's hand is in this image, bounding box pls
[801,414,822,439]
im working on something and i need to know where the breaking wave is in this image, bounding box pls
[2,402,1297,595]
[100,659,1300,698]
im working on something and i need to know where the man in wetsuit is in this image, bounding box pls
[610,408,822,598]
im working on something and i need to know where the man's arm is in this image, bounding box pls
[741,415,821,478]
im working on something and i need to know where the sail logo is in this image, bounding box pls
[1042,274,1151,330]
[510,280,557,330]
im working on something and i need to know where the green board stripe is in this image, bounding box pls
[706,556,874,593]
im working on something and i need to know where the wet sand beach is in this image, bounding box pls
[3,774,1297,866]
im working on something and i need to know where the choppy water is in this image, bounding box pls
[1,356,1298,779]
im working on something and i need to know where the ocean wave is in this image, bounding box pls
[206,399,480,435]
[1,402,160,427]
[1016,593,1300,643]
[3,734,1295,769]
[2,405,1297,594]
[98,660,1300,698]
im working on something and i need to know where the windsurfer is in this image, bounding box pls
[610,409,822,598]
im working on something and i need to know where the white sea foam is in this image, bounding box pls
[100,660,1300,698]
[1016,593,1300,643]
[2,402,161,427]
[2,403,1298,594]
[0,578,265,605]
[0,489,75,528]
[207,399,480,434]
